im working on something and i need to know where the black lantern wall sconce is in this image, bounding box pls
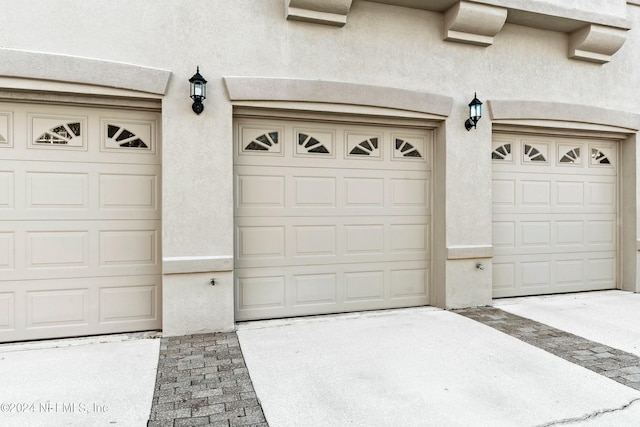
[189,67,207,115]
[464,93,482,131]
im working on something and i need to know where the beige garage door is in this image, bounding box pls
[0,102,161,342]
[234,117,432,321]
[492,133,618,297]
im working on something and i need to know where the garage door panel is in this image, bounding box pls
[344,271,385,302]
[345,224,384,254]
[588,181,616,207]
[390,268,429,299]
[236,125,428,171]
[556,220,585,246]
[391,224,429,252]
[0,275,161,342]
[493,173,616,215]
[1,161,160,221]
[521,180,551,207]
[493,252,616,297]
[100,172,158,211]
[235,118,432,320]
[556,259,585,285]
[99,229,158,267]
[99,284,158,323]
[236,216,429,269]
[520,221,551,248]
[235,261,430,320]
[391,177,429,207]
[345,177,384,206]
[237,226,286,259]
[27,171,89,209]
[237,275,286,313]
[28,230,89,268]
[492,179,516,207]
[293,176,337,207]
[28,288,90,328]
[493,214,616,256]
[1,220,161,281]
[294,225,337,256]
[588,257,616,283]
[293,273,337,306]
[556,181,585,206]
[520,260,551,288]
[237,174,285,207]
[236,166,428,216]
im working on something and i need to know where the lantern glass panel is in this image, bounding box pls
[193,82,203,98]
[470,103,481,120]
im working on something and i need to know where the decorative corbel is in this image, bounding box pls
[443,1,507,47]
[569,24,627,64]
[286,0,353,27]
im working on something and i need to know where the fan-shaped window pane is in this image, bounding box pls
[244,132,279,152]
[395,138,422,158]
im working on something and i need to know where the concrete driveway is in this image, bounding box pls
[0,333,160,427]
[237,291,640,427]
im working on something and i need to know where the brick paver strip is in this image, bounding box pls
[456,307,640,391]
[147,332,268,427]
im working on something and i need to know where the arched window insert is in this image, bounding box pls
[107,124,148,148]
[35,122,81,145]
[244,132,279,151]
[492,143,511,160]
[349,138,379,156]
[523,144,546,162]
[299,133,330,154]
[559,147,581,164]
[395,138,422,158]
[591,148,611,165]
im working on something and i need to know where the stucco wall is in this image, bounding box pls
[1,0,639,332]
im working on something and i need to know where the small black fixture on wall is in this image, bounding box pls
[465,93,482,131]
[189,66,208,115]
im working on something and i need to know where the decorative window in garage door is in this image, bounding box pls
[559,146,581,165]
[298,132,330,154]
[30,115,85,149]
[492,143,512,161]
[394,138,422,158]
[591,148,612,166]
[244,132,280,151]
[106,124,148,148]
[35,122,81,144]
[102,119,155,153]
[522,143,547,163]
[349,137,380,156]
[294,129,334,157]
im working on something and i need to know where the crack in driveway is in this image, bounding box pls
[535,398,640,426]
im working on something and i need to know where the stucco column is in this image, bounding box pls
[433,97,493,309]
